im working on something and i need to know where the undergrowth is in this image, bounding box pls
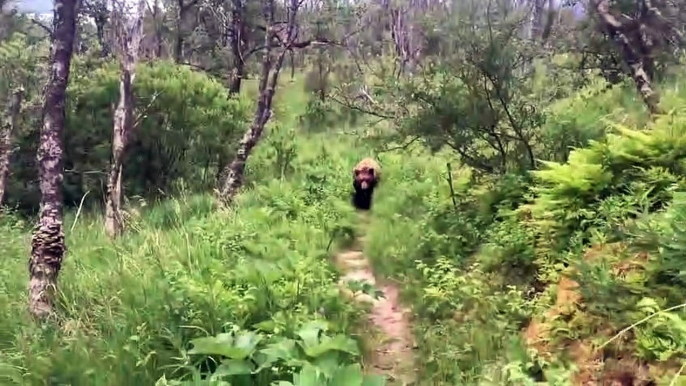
[365,78,686,385]
[6,67,686,386]
[0,131,383,385]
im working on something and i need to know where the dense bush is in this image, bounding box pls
[361,76,686,384]
[5,60,250,213]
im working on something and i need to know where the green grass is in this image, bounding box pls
[7,64,686,386]
[0,131,381,385]
[0,75,383,385]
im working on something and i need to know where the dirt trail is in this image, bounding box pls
[335,216,416,385]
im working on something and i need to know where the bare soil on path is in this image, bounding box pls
[334,215,416,385]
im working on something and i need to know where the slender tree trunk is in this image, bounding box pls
[540,0,556,42]
[105,0,144,238]
[174,0,196,63]
[82,0,109,57]
[0,87,23,207]
[105,72,134,237]
[95,14,109,57]
[228,56,245,94]
[218,0,296,203]
[29,0,78,320]
[592,0,662,115]
[154,0,162,58]
[530,0,545,40]
[228,0,246,94]
[290,50,295,81]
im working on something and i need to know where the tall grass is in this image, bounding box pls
[0,75,377,385]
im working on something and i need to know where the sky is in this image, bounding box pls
[12,0,53,13]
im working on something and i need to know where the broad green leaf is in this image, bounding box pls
[301,334,359,358]
[312,351,341,377]
[296,320,329,349]
[361,374,386,386]
[251,351,275,374]
[213,359,255,377]
[260,338,298,362]
[253,319,277,332]
[293,363,322,386]
[188,331,260,360]
[330,363,364,386]
[233,331,262,358]
[188,333,235,357]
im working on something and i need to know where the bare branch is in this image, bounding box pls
[132,91,161,128]
[29,18,54,37]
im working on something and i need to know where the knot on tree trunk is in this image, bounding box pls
[28,220,66,319]
[30,221,66,268]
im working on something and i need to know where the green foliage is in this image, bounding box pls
[5,60,250,213]
[4,7,686,381]
[0,32,37,93]
[0,131,376,385]
[172,321,384,385]
[356,70,686,384]
[529,110,686,255]
[632,298,686,362]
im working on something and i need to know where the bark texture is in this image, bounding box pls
[228,0,247,94]
[0,87,23,207]
[82,0,110,57]
[104,75,133,237]
[29,0,78,320]
[105,0,144,238]
[175,0,200,63]
[218,0,297,203]
[592,0,662,115]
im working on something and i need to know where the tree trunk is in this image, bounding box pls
[153,0,162,58]
[0,87,23,207]
[29,0,78,320]
[290,50,295,81]
[540,0,556,42]
[228,0,246,94]
[105,0,144,238]
[592,0,662,115]
[174,0,195,63]
[95,14,109,57]
[530,0,546,40]
[218,0,295,203]
[83,0,109,57]
[105,71,134,238]
[228,56,245,95]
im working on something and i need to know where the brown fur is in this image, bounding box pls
[352,158,381,210]
[353,158,381,188]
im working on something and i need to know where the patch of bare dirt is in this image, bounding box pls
[523,243,659,385]
[335,217,416,385]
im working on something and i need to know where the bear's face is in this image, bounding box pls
[354,166,376,190]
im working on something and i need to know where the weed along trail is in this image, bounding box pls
[335,212,416,385]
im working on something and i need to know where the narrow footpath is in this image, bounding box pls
[334,215,416,385]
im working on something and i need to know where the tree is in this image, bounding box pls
[0,87,23,207]
[227,0,248,94]
[174,0,200,63]
[146,0,164,58]
[29,0,78,320]
[104,0,145,238]
[217,0,301,203]
[0,0,20,41]
[81,0,110,58]
[590,0,661,114]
